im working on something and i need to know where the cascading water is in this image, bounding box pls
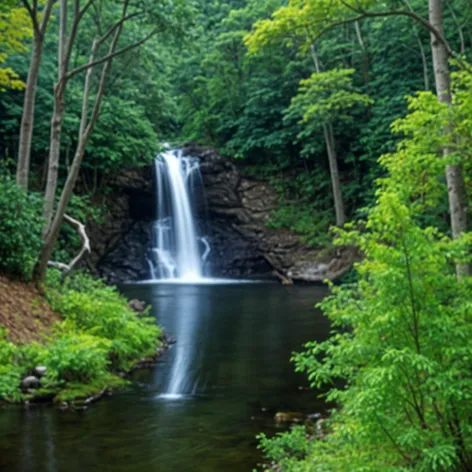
[148,150,210,282]
[148,150,253,399]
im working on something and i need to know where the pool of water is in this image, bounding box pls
[0,283,329,472]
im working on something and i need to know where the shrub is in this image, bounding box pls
[0,329,25,402]
[257,426,312,470]
[39,333,111,384]
[0,174,43,278]
[257,82,472,471]
[47,272,161,370]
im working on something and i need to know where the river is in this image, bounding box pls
[0,282,329,471]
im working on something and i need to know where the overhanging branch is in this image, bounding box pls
[65,28,158,80]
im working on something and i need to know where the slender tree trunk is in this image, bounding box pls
[42,0,68,234]
[310,44,346,227]
[16,0,55,191]
[416,34,430,91]
[324,124,345,226]
[16,37,42,190]
[43,83,66,234]
[354,21,369,84]
[429,0,469,276]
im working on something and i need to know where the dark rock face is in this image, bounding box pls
[184,144,359,282]
[86,168,155,284]
[87,145,359,283]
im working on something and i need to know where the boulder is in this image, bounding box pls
[21,376,40,390]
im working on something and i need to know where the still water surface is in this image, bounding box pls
[0,283,329,472]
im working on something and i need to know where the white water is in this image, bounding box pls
[149,150,210,282]
[148,150,260,398]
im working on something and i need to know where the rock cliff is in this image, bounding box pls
[87,144,358,283]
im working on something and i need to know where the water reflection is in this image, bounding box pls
[0,284,329,472]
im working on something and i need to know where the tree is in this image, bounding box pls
[285,66,372,226]
[0,1,32,91]
[246,0,470,274]
[257,74,472,471]
[16,0,55,191]
[33,0,192,281]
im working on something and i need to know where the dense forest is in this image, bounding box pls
[1,0,472,471]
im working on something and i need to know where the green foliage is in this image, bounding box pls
[286,69,373,127]
[257,426,312,470]
[0,271,162,404]
[0,329,25,402]
[55,373,128,403]
[257,68,472,471]
[38,334,111,384]
[0,173,43,278]
[47,272,161,370]
[0,2,31,90]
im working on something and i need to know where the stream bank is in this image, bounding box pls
[0,273,165,407]
[0,282,329,472]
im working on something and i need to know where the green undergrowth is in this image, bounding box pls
[0,271,162,405]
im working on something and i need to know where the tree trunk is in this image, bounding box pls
[16,37,43,191]
[16,0,55,191]
[42,0,68,234]
[324,124,346,227]
[429,0,469,276]
[42,83,66,234]
[310,44,346,227]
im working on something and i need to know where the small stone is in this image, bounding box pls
[274,412,305,423]
[128,299,145,313]
[34,366,48,378]
[21,376,40,390]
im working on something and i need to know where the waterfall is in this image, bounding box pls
[149,150,210,282]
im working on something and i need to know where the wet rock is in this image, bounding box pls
[21,376,40,390]
[128,299,146,313]
[274,412,306,423]
[87,143,359,282]
[33,366,47,378]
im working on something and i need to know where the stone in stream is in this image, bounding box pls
[33,366,47,378]
[274,412,306,423]
[128,299,146,313]
[21,376,40,390]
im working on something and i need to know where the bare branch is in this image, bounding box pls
[97,11,143,46]
[79,39,98,136]
[22,0,41,37]
[66,28,158,80]
[310,9,455,59]
[47,215,91,275]
[39,0,56,36]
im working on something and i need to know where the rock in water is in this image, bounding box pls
[128,299,146,313]
[21,376,40,390]
[274,412,306,423]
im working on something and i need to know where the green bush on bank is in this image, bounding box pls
[257,78,472,471]
[47,271,161,370]
[0,272,162,404]
[0,175,43,279]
